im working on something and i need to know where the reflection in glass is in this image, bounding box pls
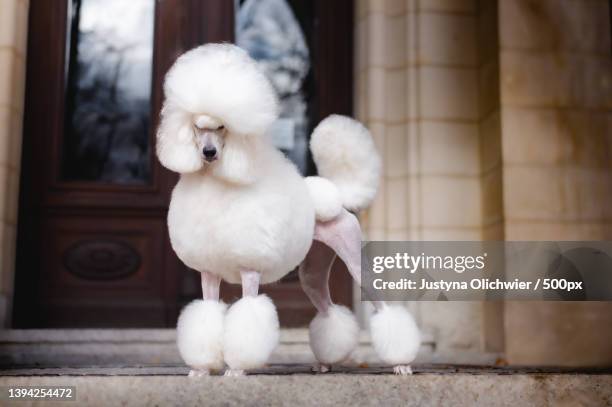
[62,0,154,184]
[235,0,314,174]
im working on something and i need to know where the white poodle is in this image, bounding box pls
[156,44,420,377]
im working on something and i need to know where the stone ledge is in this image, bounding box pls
[0,328,432,344]
[5,329,497,368]
[1,364,611,376]
[0,366,610,407]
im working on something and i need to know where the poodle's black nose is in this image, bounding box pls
[203,146,217,161]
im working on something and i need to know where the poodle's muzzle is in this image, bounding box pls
[198,131,222,163]
[193,115,225,163]
[203,145,217,162]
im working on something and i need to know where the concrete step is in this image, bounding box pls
[0,328,497,367]
[0,365,610,407]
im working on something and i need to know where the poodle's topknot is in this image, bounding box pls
[163,43,279,137]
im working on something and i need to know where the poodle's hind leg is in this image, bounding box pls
[314,209,421,373]
[223,270,279,376]
[299,241,359,372]
[177,271,227,377]
[298,241,334,315]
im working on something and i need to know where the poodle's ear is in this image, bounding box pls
[156,105,203,173]
[212,134,259,185]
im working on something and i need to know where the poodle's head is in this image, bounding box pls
[156,43,278,184]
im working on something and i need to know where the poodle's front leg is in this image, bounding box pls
[201,270,221,300]
[177,271,226,377]
[240,270,260,297]
[223,270,280,376]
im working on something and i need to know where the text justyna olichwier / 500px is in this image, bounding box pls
[361,241,612,301]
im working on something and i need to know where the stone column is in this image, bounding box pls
[354,0,492,359]
[0,0,29,327]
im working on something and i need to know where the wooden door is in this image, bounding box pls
[13,0,354,328]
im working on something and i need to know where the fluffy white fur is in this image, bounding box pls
[176,300,227,371]
[304,176,342,222]
[164,44,277,137]
[157,44,277,175]
[223,295,280,370]
[210,132,263,185]
[369,305,421,365]
[310,115,382,212]
[168,147,315,284]
[156,103,204,174]
[309,305,359,364]
[194,114,222,130]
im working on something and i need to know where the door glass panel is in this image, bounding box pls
[235,0,315,175]
[62,0,155,184]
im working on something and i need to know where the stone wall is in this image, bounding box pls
[0,0,29,327]
[355,0,612,365]
[498,0,612,366]
[354,0,490,357]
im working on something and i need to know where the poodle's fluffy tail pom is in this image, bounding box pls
[369,305,421,365]
[176,299,227,371]
[304,176,343,222]
[310,115,381,212]
[309,305,359,364]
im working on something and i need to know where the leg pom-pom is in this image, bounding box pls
[177,300,227,371]
[309,304,359,365]
[223,295,280,370]
[369,305,420,365]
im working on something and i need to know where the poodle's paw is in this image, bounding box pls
[224,294,279,370]
[188,369,210,378]
[309,304,359,365]
[312,364,331,373]
[177,300,227,371]
[370,305,420,366]
[224,369,245,377]
[393,365,413,376]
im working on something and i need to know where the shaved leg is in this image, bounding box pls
[314,210,416,374]
[299,241,338,372]
[241,270,260,297]
[313,209,384,310]
[302,220,369,371]
[201,270,221,300]
[298,240,335,315]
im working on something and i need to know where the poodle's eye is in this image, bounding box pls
[218,125,224,130]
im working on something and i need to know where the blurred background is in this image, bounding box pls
[0,0,611,367]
